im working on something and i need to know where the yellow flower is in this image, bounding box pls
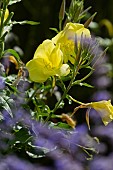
[89,100,113,125]
[26,39,70,83]
[0,9,9,25]
[52,22,91,64]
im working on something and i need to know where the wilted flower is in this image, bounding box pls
[52,22,91,64]
[26,39,70,83]
[89,100,113,125]
[61,113,76,128]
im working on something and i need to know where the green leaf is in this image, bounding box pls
[0,96,13,117]
[5,82,18,93]
[27,142,56,158]
[79,82,94,88]
[9,0,21,5]
[4,49,20,62]
[0,112,4,120]
[49,27,59,33]
[14,128,31,143]
[54,122,72,130]
[84,12,97,28]
[11,20,40,25]
[59,0,65,20]
[4,12,14,26]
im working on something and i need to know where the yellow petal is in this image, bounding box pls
[34,39,55,59]
[90,100,113,125]
[76,27,91,38]
[57,64,70,76]
[26,38,69,83]
[65,22,84,31]
[52,31,64,44]
[50,44,63,68]
[52,22,91,64]
[26,58,50,83]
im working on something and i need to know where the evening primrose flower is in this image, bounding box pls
[89,100,113,125]
[26,39,70,83]
[52,22,91,64]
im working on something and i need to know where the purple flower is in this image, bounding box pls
[0,63,5,76]
[92,90,112,101]
[90,154,113,170]
[0,76,5,90]
[17,79,30,92]
[93,76,112,88]
[92,123,113,141]
[0,155,38,170]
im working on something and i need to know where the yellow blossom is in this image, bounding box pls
[26,39,70,83]
[52,22,91,64]
[89,100,113,125]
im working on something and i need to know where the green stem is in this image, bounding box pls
[0,1,7,58]
[68,95,85,105]
[44,63,81,123]
[72,69,93,86]
[59,19,62,31]
[54,68,79,112]
[27,84,41,103]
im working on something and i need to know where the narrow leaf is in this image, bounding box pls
[12,20,40,25]
[59,0,65,20]
[84,12,97,28]
[0,96,13,117]
[4,12,14,26]
[49,27,59,33]
[9,0,21,5]
[79,82,94,88]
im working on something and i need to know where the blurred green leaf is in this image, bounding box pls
[9,0,21,5]
[79,82,94,88]
[49,27,59,33]
[68,0,84,22]
[54,122,72,130]
[4,12,14,26]
[14,127,31,143]
[12,20,40,25]
[59,0,65,21]
[4,49,20,62]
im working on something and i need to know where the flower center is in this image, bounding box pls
[60,40,76,63]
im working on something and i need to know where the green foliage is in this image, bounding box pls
[9,0,22,5]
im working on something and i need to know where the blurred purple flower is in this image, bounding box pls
[0,63,5,76]
[92,123,113,141]
[10,93,26,108]
[17,79,30,92]
[93,76,112,88]
[0,155,38,170]
[0,76,5,89]
[90,154,113,170]
[92,90,112,101]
